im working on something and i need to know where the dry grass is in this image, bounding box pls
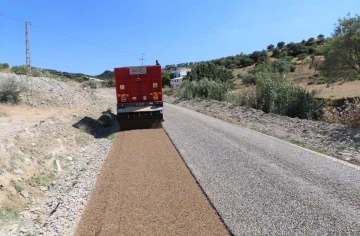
[298,80,360,99]
[231,56,360,100]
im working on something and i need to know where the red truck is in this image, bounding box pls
[114,64,163,130]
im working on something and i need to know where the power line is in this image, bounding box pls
[0,13,25,23]
[0,13,157,60]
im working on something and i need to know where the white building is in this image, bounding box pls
[170,77,184,87]
[172,67,191,78]
[169,67,191,87]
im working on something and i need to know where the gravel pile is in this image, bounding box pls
[2,139,112,236]
[0,73,94,108]
[0,108,115,236]
[0,72,117,235]
[165,96,360,164]
[38,139,112,236]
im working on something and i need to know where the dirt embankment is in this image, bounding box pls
[0,73,118,236]
[164,96,360,165]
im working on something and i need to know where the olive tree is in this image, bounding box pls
[320,14,360,81]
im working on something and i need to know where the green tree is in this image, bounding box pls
[306,37,316,46]
[270,59,292,76]
[162,70,171,87]
[297,53,307,63]
[277,41,285,49]
[267,44,275,51]
[272,48,281,58]
[320,14,360,81]
[249,50,269,64]
[287,43,308,57]
[317,34,325,39]
[184,62,234,87]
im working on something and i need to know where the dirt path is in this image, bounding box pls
[74,129,229,236]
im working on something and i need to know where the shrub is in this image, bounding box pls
[11,65,27,75]
[0,75,28,103]
[281,56,295,63]
[101,79,115,87]
[270,59,292,75]
[0,63,9,69]
[287,43,308,57]
[290,65,296,72]
[267,44,275,51]
[239,73,257,85]
[225,91,257,108]
[272,48,281,58]
[255,72,325,119]
[248,63,270,74]
[180,78,231,101]
[162,70,171,87]
[184,62,234,86]
[277,41,285,49]
[248,50,269,64]
[82,80,101,89]
[163,86,181,96]
[306,37,316,46]
[31,68,45,77]
[297,53,307,62]
[317,34,325,40]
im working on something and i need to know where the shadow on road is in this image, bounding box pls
[73,109,118,139]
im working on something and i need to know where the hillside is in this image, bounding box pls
[0,63,115,86]
[164,35,360,100]
[233,55,360,100]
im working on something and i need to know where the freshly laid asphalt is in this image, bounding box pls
[162,102,360,235]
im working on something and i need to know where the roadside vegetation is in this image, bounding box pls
[0,74,28,103]
[178,61,324,120]
[167,13,360,126]
[0,64,115,87]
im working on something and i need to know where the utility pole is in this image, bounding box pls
[139,53,146,65]
[25,22,32,101]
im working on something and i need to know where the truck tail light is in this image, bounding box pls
[118,103,125,108]
[155,101,163,106]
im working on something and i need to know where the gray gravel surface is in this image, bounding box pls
[163,102,360,236]
[0,72,95,108]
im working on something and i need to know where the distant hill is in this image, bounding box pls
[164,37,326,70]
[96,70,114,81]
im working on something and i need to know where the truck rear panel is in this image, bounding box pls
[114,65,163,130]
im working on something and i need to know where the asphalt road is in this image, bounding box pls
[163,102,360,235]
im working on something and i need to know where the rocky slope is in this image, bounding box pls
[0,73,117,236]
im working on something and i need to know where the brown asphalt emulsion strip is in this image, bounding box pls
[74,129,230,236]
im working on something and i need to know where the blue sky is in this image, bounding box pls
[0,0,359,75]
